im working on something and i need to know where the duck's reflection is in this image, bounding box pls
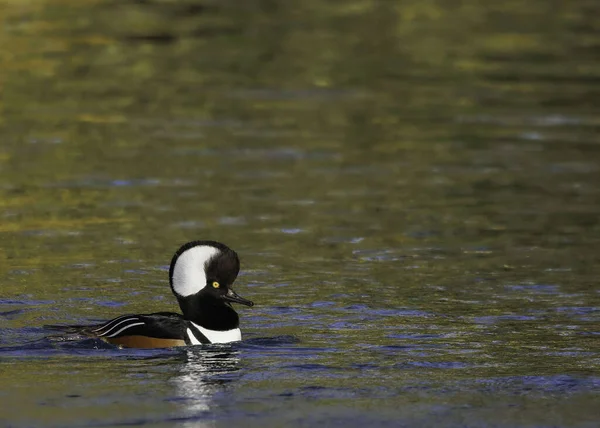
[170,345,241,425]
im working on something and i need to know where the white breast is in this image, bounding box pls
[187,321,242,344]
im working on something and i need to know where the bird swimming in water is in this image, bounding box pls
[47,240,254,348]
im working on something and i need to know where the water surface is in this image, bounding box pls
[1,1,599,427]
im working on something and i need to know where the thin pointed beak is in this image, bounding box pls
[222,288,254,307]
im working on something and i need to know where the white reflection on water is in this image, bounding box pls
[171,347,241,427]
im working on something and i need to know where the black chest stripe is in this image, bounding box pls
[186,323,210,345]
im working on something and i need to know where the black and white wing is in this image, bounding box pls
[91,314,148,338]
[46,312,186,341]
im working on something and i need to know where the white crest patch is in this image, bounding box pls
[172,245,220,297]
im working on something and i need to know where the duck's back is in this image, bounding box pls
[48,312,189,348]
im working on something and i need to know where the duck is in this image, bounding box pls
[48,240,254,348]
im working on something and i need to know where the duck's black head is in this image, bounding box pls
[169,240,253,329]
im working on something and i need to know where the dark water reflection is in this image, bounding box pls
[1,0,600,427]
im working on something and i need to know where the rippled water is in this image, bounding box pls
[1,1,599,427]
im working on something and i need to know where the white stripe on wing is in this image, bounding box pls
[93,314,137,333]
[97,317,141,337]
[105,322,146,338]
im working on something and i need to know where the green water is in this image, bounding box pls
[1,1,599,427]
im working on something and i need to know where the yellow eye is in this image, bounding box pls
[212,281,220,288]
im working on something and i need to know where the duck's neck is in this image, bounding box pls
[177,295,240,331]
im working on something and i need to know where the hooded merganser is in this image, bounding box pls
[49,240,254,349]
